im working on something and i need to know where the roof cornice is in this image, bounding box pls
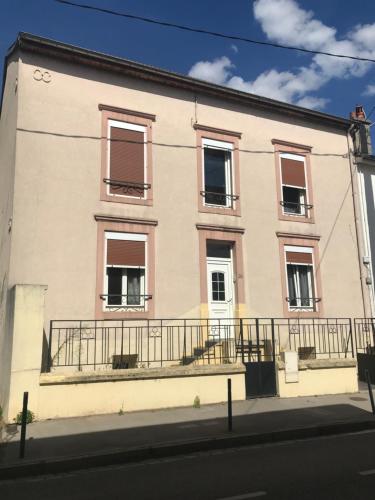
[2,32,365,130]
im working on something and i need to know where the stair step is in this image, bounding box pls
[180,340,221,365]
[180,357,195,365]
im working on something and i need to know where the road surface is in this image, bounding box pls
[2,430,375,499]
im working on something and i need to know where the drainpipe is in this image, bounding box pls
[347,125,372,318]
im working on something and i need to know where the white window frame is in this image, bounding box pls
[279,153,308,217]
[107,119,148,200]
[210,270,227,303]
[284,246,316,311]
[103,231,148,310]
[202,138,234,209]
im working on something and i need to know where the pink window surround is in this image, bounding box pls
[277,232,323,318]
[197,224,245,312]
[99,104,155,207]
[194,124,241,217]
[95,216,156,319]
[272,139,315,224]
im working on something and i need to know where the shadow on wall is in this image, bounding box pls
[40,329,50,374]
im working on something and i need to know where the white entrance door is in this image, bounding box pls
[207,258,235,338]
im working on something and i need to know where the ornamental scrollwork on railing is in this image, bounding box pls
[149,328,162,338]
[289,324,300,335]
[103,178,151,197]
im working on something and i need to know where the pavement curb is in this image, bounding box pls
[1,418,375,480]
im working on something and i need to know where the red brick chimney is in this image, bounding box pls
[350,105,366,121]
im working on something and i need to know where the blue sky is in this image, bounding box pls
[1,0,375,121]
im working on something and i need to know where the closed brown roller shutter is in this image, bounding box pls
[107,239,145,266]
[286,251,312,264]
[281,157,306,188]
[109,126,145,195]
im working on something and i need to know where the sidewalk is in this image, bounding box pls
[1,387,375,478]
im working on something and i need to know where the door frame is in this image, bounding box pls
[197,225,245,317]
[207,256,235,320]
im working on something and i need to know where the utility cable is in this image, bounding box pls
[16,127,348,157]
[54,0,375,64]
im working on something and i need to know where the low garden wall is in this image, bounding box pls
[37,363,246,420]
[277,358,358,398]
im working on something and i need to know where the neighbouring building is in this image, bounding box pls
[350,106,375,316]
[0,33,371,421]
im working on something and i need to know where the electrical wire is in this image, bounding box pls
[16,127,348,157]
[54,0,375,64]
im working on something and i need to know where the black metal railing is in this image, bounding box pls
[100,294,152,310]
[286,297,321,310]
[44,317,354,372]
[280,200,313,215]
[200,191,239,206]
[103,178,151,196]
[354,318,375,354]
[280,318,353,359]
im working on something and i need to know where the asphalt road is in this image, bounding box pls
[2,430,375,499]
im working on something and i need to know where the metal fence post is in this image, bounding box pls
[183,319,187,365]
[160,319,163,368]
[78,320,82,371]
[271,318,276,362]
[120,319,124,368]
[371,318,375,351]
[47,320,53,372]
[227,378,232,432]
[365,369,375,415]
[19,392,29,459]
[349,318,354,358]
[255,318,260,363]
[239,318,245,364]
[147,319,150,368]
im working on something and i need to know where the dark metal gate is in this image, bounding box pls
[354,318,375,383]
[238,319,277,398]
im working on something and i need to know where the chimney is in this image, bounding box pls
[350,105,371,155]
[350,105,366,121]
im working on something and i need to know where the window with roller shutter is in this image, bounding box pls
[284,245,317,311]
[279,153,312,218]
[105,120,150,199]
[102,232,150,310]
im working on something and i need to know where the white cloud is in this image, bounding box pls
[188,0,375,110]
[295,96,330,110]
[188,56,233,85]
[363,84,375,96]
[253,0,336,50]
[230,44,238,54]
[350,23,375,48]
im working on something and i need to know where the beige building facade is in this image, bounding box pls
[0,33,372,420]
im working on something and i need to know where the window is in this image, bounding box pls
[202,138,237,208]
[285,246,316,310]
[103,232,150,310]
[99,105,155,207]
[280,153,310,217]
[105,120,149,199]
[272,140,314,223]
[195,125,241,216]
[206,241,232,259]
[95,215,156,319]
[277,233,322,317]
[211,271,226,302]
